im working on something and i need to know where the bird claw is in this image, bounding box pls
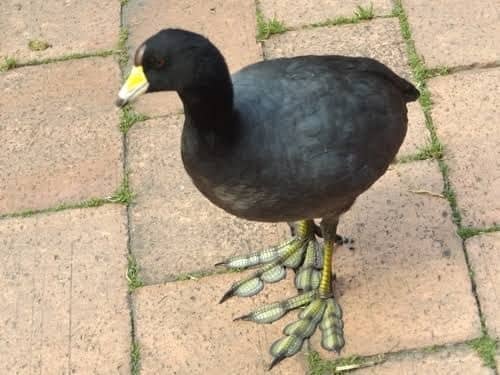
[269,297,345,367]
[235,291,316,324]
[218,228,320,303]
[294,239,323,292]
[215,238,296,269]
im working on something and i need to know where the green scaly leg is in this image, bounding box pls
[236,239,345,369]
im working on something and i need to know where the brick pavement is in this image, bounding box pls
[1,0,499,374]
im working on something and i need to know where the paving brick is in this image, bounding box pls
[0,57,123,214]
[430,68,500,227]
[311,161,481,357]
[0,206,130,374]
[127,117,289,283]
[132,273,308,374]
[125,0,262,117]
[259,0,393,28]
[264,19,428,158]
[402,0,500,68]
[352,347,493,374]
[401,103,428,159]
[466,233,500,339]
[1,0,120,62]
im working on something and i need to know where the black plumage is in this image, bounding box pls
[177,45,418,222]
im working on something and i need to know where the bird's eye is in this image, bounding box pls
[152,57,165,69]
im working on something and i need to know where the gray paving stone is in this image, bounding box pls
[466,233,500,339]
[264,19,428,158]
[0,206,130,374]
[430,68,500,227]
[352,347,493,374]
[1,0,120,62]
[125,0,262,117]
[132,273,308,374]
[259,0,393,28]
[0,57,123,214]
[127,117,289,283]
[402,0,500,68]
[311,161,481,358]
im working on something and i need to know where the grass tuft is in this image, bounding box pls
[131,340,141,374]
[127,254,144,291]
[354,4,375,20]
[469,334,497,369]
[120,106,149,133]
[310,3,374,28]
[458,225,500,240]
[422,66,451,79]
[0,56,17,71]
[397,140,444,163]
[28,39,51,51]
[109,173,135,205]
[256,10,287,41]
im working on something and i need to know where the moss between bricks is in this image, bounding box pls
[397,141,444,163]
[109,172,135,205]
[28,39,51,51]
[309,4,374,28]
[458,225,500,240]
[0,174,134,220]
[131,340,141,375]
[256,9,287,41]
[127,254,144,291]
[120,106,149,134]
[1,50,115,72]
[469,334,498,369]
[1,57,18,71]
[118,27,130,70]
[0,197,106,220]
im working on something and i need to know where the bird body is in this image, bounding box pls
[116,29,419,368]
[181,55,416,222]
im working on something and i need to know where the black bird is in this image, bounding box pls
[116,29,419,369]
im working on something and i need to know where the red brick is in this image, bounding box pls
[0,206,130,374]
[0,58,123,214]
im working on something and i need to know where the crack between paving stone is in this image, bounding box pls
[118,3,142,375]
[393,1,498,372]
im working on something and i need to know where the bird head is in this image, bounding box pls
[115,29,228,108]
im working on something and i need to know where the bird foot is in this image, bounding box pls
[236,290,344,369]
[216,221,319,302]
[217,221,346,369]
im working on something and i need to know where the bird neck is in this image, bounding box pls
[178,78,234,131]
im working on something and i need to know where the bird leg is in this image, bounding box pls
[217,220,318,302]
[224,217,346,369]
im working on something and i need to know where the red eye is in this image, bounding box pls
[154,58,165,68]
